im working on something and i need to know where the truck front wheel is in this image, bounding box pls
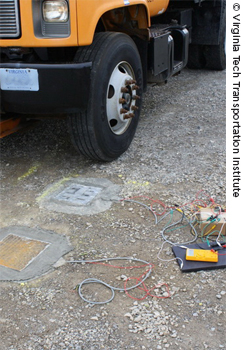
[68,32,143,161]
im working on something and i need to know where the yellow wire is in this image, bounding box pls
[203,225,216,236]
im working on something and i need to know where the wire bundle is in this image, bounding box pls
[121,190,226,267]
[68,257,170,304]
[68,190,225,304]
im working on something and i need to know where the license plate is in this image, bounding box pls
[0,68,39,91]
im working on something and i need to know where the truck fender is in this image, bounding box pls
[76,1,151,45]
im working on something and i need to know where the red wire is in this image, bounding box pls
[88,261,170,301]
[124,277,170,301]
[120,190,221,217]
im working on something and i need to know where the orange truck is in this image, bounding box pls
[0,0,226,161]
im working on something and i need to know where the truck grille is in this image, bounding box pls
[0,0,20,38]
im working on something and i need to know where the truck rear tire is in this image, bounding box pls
[68,32,143,161]
[204,7,226,70]
[187,2,226,71]
[187,44,206,69]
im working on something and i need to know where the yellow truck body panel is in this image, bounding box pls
[0,0,170,47]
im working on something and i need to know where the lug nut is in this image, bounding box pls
[132,95,140,100]
[132,85,139,90]
[123,113,134,120]
[120,108,128,114]
[125,79,136,85]
[121,87,129,93]
[131,105,139,111]
[119,98,126,104]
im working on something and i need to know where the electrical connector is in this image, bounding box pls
[199,208,226,236]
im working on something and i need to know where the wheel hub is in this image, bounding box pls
[106,62,140,135]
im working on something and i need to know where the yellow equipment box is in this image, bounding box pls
[199,208,226,236]
[186,248,218,263]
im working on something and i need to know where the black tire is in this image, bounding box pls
[187,44,206,69]
[68,32,143,161]
[204,4,226,70]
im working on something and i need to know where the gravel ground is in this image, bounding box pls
[0,67,226,350]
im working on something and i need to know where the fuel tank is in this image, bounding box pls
[146,0,170,17]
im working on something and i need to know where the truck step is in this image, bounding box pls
[148,24,189,80]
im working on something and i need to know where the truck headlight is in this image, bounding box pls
[42,0,69,23]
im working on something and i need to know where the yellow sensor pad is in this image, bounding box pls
[186,249,218,263]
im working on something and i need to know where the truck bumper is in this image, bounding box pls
[0,62,92,114]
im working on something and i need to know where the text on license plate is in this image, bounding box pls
[0,68,39,91]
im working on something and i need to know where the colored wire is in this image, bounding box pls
[69,191,225,303]
[157,209,199,269]
[121,192,225,269]
[67,257,169,304]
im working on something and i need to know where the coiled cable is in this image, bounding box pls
[67,257,154,305]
